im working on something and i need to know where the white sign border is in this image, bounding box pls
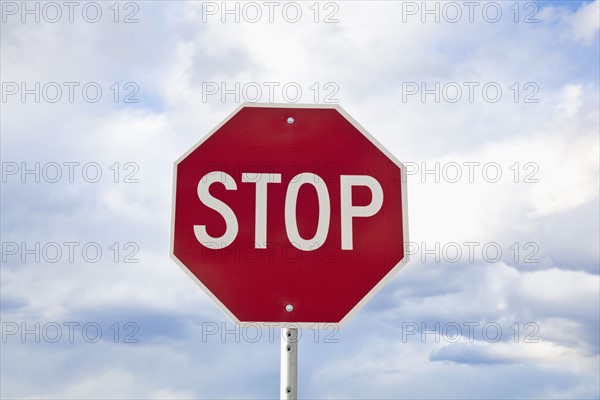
[169,102,410,328]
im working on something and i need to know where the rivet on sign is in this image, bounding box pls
[287,117,294,124]
[285,304,294,312]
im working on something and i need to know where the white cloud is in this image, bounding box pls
[566,0,600,44]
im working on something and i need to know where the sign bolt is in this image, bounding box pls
[287,117,294,124]
[285,304,294,312]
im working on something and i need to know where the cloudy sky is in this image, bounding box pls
[1,0,599,398]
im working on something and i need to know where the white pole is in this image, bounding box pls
[280,327,298,400]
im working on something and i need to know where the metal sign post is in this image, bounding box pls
[280,327,298,400]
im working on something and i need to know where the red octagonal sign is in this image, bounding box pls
[170,104,408,325]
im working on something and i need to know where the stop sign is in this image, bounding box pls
[170,103,408,325]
